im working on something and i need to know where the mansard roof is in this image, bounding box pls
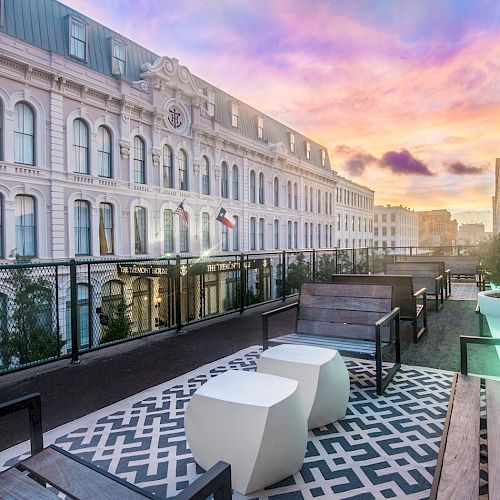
[0,0,331,171]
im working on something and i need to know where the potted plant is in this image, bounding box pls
[478,234,500,354]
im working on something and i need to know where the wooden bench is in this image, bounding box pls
[395,256,451,297]
[0,393,232,500]
[385,261,444,312]
[430,335,500,499]
[262,282,401,395]
[331,274,427,343]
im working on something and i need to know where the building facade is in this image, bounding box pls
[0,0,339,264]
[416,209,458,247]
[334,176,374,249]
[458,223,486,245]
[493,158,500,235]
[373,205,418,250]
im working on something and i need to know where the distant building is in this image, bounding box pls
[334,177,374,248]
[374,205,418,250]
[458,223,486,245]
[493,158,500,235]
[417,210,458,247]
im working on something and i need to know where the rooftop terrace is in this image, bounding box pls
[0,277,498,498]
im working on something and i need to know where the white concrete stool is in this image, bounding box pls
[257,345,349,429]
[184,370,307,495]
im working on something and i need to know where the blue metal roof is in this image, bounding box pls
[0,0,331,170]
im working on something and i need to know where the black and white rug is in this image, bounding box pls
[1,347,453,499]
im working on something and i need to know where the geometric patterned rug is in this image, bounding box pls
[1,347,453,499]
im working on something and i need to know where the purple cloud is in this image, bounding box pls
[334,144,377,175]
[380,149,433,176]
[447,161,486,175]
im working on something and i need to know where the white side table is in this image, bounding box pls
[184,370,307,495]
[257,344,349,429]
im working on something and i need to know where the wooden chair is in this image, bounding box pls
[331,274,427,343]
[385,261,444,312]
[262,282,401,395]
[0,393,232,500]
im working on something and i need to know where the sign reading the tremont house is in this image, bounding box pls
[117,258,270,277]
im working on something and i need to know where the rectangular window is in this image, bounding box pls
[179,213,189,252]
[374,214,378,223]
[305,141,311,160]
[74,200,90,255]
[111,39,126,75]
[382,227,387,236]
[231,102,239,128]
[257,116,264,139]
[305,223,309,249]
[274,220,279,250]
[163,209,173,253]
[221,224,229,251]
[134,207,147,254]
[374,228,379,236]
[382,214,387,222]
[69,18,87,60]
[99,203,113,254]
[206,89,215,116]
[337,214,341,231]
[318,224,321,248]
[391,226,396,236]
[232,216,239,251]
[15,195,36,257]
[391,213,396,222]
[287,221,292,249]
[321,149,326,167]
[294,221,298,249]
[202,213,210,251]
[289,132,295,153]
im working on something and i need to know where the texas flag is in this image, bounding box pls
[216,207,235,228]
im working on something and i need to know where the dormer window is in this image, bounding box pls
[111,39,126,75]
[321,149,326,167]
[305,141,311,160]
[231,102,239,128]
[289,132,295,153]
[257,116,263,139]
[69,17,87,61]
[206,89,215,116]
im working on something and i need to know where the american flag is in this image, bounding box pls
[174,202,188,227]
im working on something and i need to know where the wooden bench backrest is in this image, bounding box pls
[397,258,446,278]
[297,282,394,342]
[330,274,415,318]
[443,255,479,274]
[386,262,441,292]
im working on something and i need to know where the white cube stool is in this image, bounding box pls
[257,345,349,429]
[184,370,307,495]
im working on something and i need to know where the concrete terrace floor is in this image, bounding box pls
[0,282,490,454]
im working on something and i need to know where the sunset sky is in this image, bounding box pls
[64,0,499,229]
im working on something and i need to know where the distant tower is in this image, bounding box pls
[494,159,500,234]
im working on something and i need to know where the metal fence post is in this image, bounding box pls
[175,255,183,332]
[239,253,245,314]
[69,259,79,363]
[312,249,316,281]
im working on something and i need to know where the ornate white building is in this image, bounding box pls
[334,176,374,249]
[373,205,418,250]
[0,0,345,262]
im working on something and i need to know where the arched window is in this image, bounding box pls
[294,221,298,248]
[132,278,151,334]
[274,220,279,250]
[287,181,292,209]
[258,218,265,250]
[287,221,292,249]
[74,200,91,255]
[201,212,210,251]
[73,119,89,174]
[309,187,313,212]
[232,165,239,200]
[15,195,36,257]
[163,145,173,188]
[14,102,34,165]
[99,203,113,255]
[100,280,124,339]
[249,217,256,250]
[66,284,90,349]
[133,136,145,183]
[258,173,265,204]
[178,149,188,190]
[221,162,228,198]
[134,206,147,254]
[97,126,112,177]
[249,170,256,203]
[163,209,173,253]
[273,177,279,207]
[221,223,229,251]
[293,183,298,210]
[201,156,210,195]
[305,222,309,248]
[179,212,189,252]
[304,186,308,212]
[317,189,321,213]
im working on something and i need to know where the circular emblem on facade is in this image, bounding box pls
[164,103,190,135]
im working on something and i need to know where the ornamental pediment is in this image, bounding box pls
[140,56,204,100]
